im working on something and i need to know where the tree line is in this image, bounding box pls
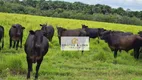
[0,0,142,26]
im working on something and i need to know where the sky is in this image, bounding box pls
[55,0,142,11]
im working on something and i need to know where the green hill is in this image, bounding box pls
[0,12,142,80]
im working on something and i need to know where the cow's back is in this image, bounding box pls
[86,28,99,38]
[61,29,81,36]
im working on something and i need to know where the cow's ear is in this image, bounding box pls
[12,25,16,28]
[40,24,43,27]
[29,30,35,35]
[22,27,25,29]
[63,28,67,31]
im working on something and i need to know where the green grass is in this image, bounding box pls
[0,12,142,80]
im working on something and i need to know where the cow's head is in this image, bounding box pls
[12,24,25,36]
[56,26,67,37]
[40,24,48,33]
[81,24,89,36]
[29,30,46,49]
[82,24,88,29]
[98,28,107,36]
[100,30,111,40]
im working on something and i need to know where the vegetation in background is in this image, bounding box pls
[0,13,142,80]
[0,0,142,26]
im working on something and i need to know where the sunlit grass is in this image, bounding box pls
[0,12,142,80]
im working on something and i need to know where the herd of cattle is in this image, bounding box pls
[0,24,142,79]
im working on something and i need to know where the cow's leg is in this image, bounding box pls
[9,38,12,48]
[2,37,4,49]
[134,48,140,59]
[16,41,19,50]
[97,36,100,43]
[134,49,137,59]
[27,57,32,79]
[13,41,16,48]
[58,37,61,45]
[114,49,118,58]
[50,36,53,42]
[20,38,22,48]
[59,39,61,45]
[82,50,84,55]
[49,37,52,42]
[0,40,2,50]
[137,47,140,59]
[35,57,43,79]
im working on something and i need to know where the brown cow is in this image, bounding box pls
[56,26,87,54]
[100,30,142,59]
[9,24,25,50]
[56,26,87,45]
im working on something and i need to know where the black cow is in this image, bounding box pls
[0,25,4,50]
[9,24,25,50]
[82,24,106,43]
[24,30,49,79]
[40,24,54,42]
[100,30,142,59]
[56,26,87,54]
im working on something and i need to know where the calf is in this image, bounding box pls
[24,30,49,79]
[0,25,4,50]
[100,30,142,59]
[9,24,25,50]
[40,24,54,42]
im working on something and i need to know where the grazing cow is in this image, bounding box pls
[24,30,49,79]
[56,26,87,54]
[82,24,106,43]
[0,25,4,50]
[100,30,142,59]
[40,24,54,42]
[9,24,25,50]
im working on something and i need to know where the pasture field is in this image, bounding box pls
[1,12,142,80]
